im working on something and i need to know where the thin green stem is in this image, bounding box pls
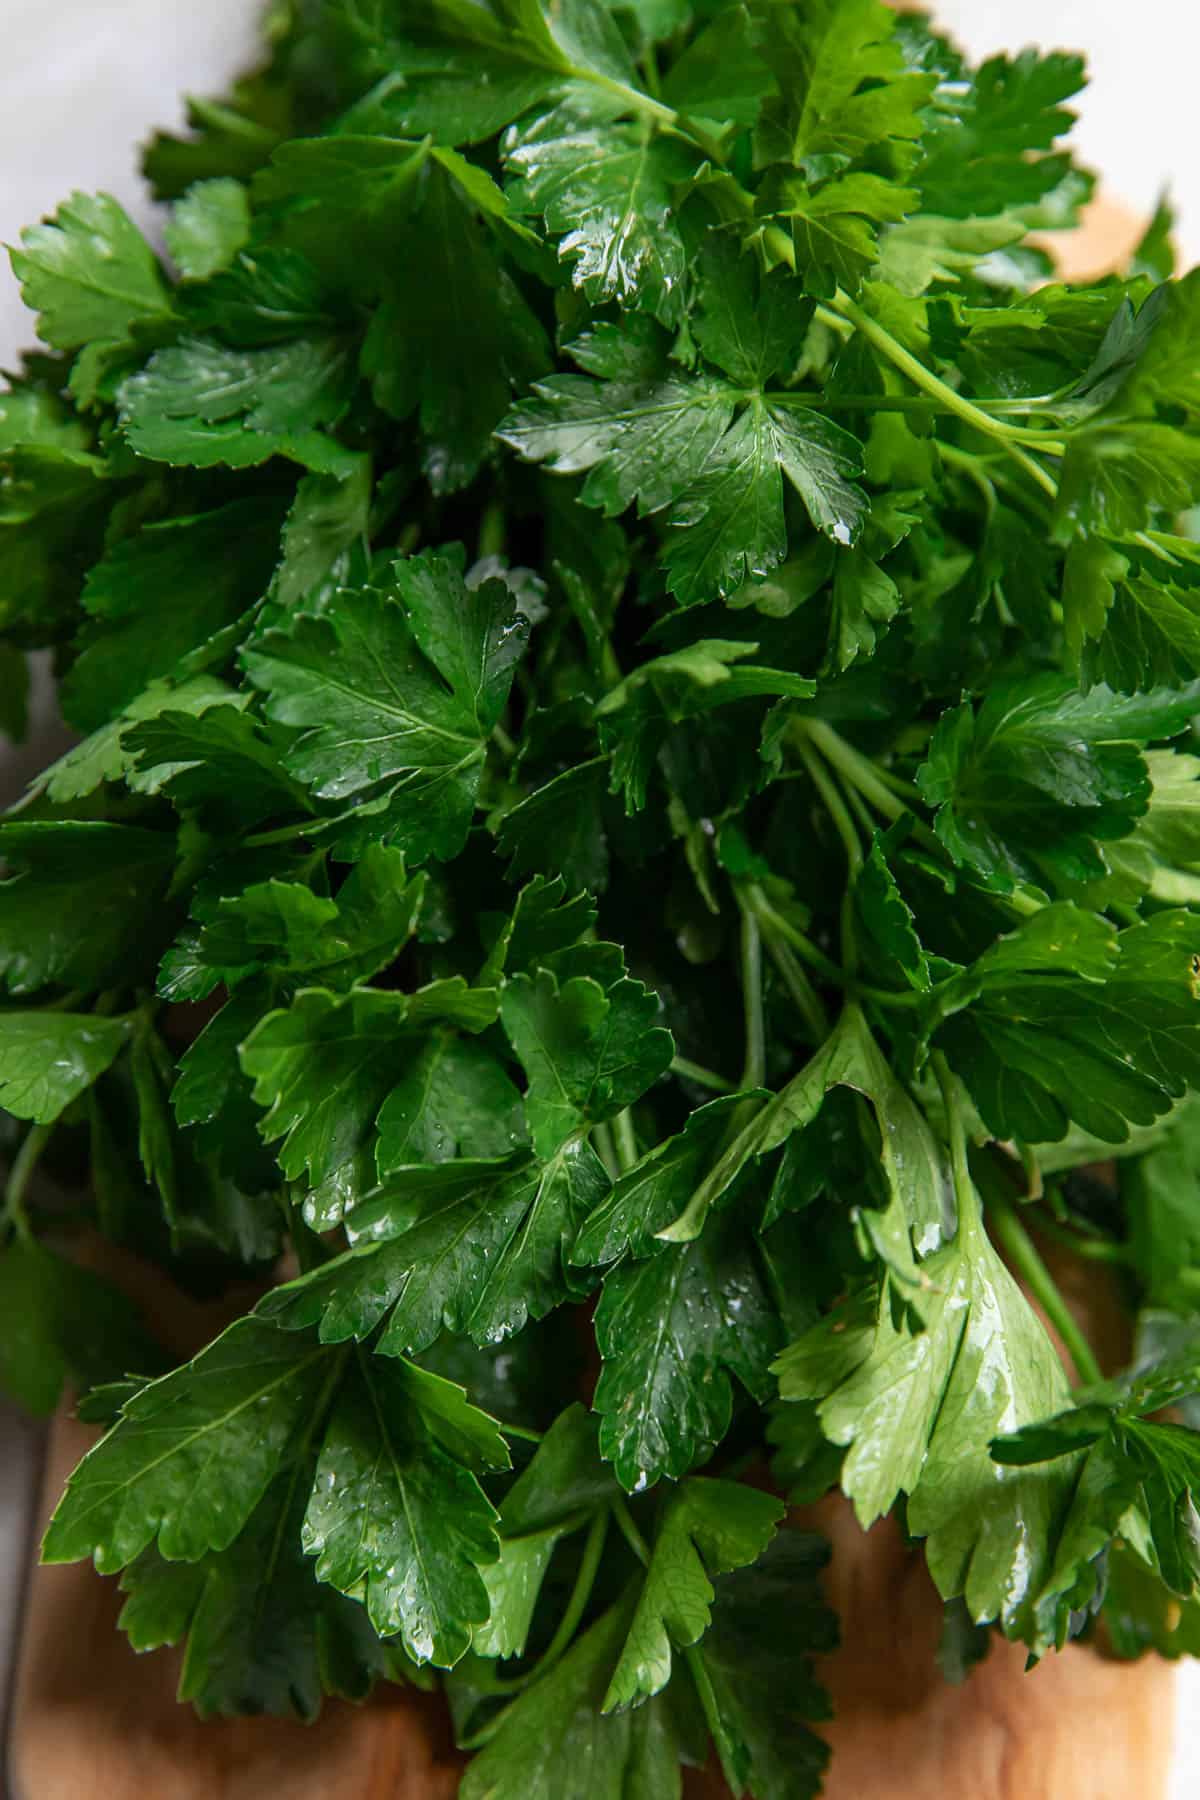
[785,391,1063,419]
[3,1123,51,1244]
[796,740,862,975]
[592,1121,620,1182]
[998,437,1060,499]
[831,293,1068,454]
[671,1056,735,1094]
[243,816,321,849]
[985,1190,1104,1386]
[803,719,935,837]
[526,1508,609,1680]
[1024,1210,1131,1267]
[611,1496,651,1566]
[938,440,1054,527]
[744,886,846,987]
[575,66,727,163]
[612,1109,640,1176]
[738,907,767,1092]
[477,498,506,561]
[796,740,863,875]
[491,721,518,761]
[759,924,830,1042]
[500,1421,545,1444]
[685,1643,732,1781]
[857,982,924,1009]
[932,1053,978,1229]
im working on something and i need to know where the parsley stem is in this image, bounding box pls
[795,739,862,974]
[1022,1209,1131,1267]
[611,1495,651,1566]
[592,1120,620,1181]
[500,1421,545,1444]
[744,886,844,986]
[613,1108,640,1175]
[803,719,929,827]
[829,293,1067,454]
[671,1055,735,1093]
[526,1507,610,1678]
[243,817,319,849]
[797,740,862,875]
[984,1188,1104,1388]
[759,922,830,1041]
[683,1644,738,1793]
[932,1052,976,1222]
[738,907,767,1092]
[3,1122,51,1245]
[571,67,728,164]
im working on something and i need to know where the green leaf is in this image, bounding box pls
[574,1095,749,1265]
[360,155,550,492]
[125,705,308,834]
[698,1531,835,1800]
[240,980,497,1197]
[496,759,612,895]
[375,1034,528,1169]
[260,1138,608,1352]
[164,178,251,280]
[0,438,113,636]
[479,875,598,987]
[339,0,588,147]
[189,848,424,993]
[499,304,867,605]
[119,334,358,475]
[994,1352,1200,1610]
[116,1463,403,1718]
[500,966,673,1157]
[776,1188,1075,1646]
[593,1208,783,1489]
[855,827,932,991]
[60,496,288,732]
[916,675,1200,893]
[658,1003,950,1260]
[42,1317,334,1570]
[916,48,1087,218]
[0,1237,156,1415]
[0,821,175,997]
[758,169,916,298]
[1125,1112,1200,1308]
[11,191,173,349]
[273,457,373,612]
[937,911,1200,1144]
[460,1596,684,1800]
[244,553,530,862]
[755,0,934,170]
[40,675,239,803]
[605,1478,782,1709]
[0,1012,130,1122]
[505,105,696,325]
[302,1353,507,1664]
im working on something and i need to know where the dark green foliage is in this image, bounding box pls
[4,1,1200,1791]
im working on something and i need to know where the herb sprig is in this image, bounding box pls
[4,0,1200,1788]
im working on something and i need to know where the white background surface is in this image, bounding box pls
[1,0,1199,1789]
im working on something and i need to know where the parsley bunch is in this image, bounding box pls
[3,0,1200,1788]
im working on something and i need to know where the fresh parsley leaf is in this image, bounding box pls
[244,550,530,862]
